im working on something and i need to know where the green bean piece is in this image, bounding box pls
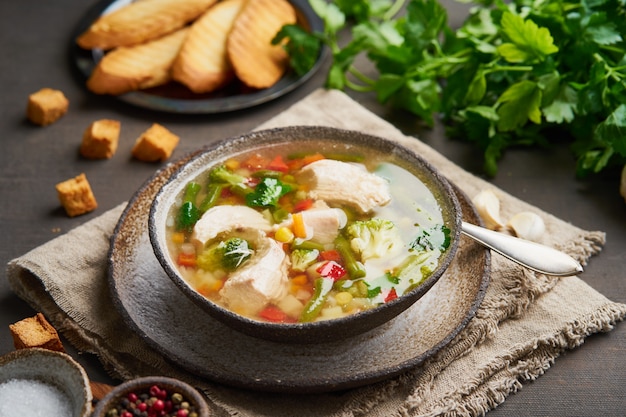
[183,182,201,203]
[300,278,333,322]
[291,238,325,251]
[334,234,367,279]
[177,201,200,232]
[251,169,283,179]
[198,183,224,213]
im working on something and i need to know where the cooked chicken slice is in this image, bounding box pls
[277,207,347,244]
[296,159,391,213]
[219,228,290,316]
[192,205,271,246]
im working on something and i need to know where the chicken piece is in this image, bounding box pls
[219,228,290,316]
[296,159,391,213]
[192,205,271,246]
[277,207,347,244]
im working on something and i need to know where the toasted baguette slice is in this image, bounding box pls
[227,0,296,89]
[77,0,216,50]
[87,27,189,95]
[172,0,246,93]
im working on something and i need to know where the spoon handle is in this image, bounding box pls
[461,222,583,277]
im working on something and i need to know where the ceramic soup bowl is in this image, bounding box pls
[149,126,461,343]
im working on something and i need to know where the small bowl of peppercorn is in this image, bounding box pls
[91,376,210,417]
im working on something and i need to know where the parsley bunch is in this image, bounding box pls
[277,0,626,178]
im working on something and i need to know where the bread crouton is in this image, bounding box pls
[27,88,69,126]
[9,313,64,352]
[55,173,98,217]
[80,119,121,159]
[131,123,179,162]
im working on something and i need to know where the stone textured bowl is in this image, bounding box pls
[149,126,462,344]
[0,348,92,417]
[91,376,210,417]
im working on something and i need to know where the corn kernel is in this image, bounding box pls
[171,232,185,244]
[275,226,294,243]
[224,158,240,171]
[335,291,353,306]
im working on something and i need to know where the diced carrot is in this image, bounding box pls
[177,252,197,267]
[291,274,309,285]
[293,198,313,212]
[267,155,289,172]
[301,153,325,166]
[292,212,307,239]
[319,249,342,262]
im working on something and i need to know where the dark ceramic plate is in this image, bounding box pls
[71,0,325,113]
[107,139,490,393]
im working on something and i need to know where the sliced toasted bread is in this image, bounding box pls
[227,0,296,89]
[172,0,247,93]
[77,0,215,50]
[87,27,189,95]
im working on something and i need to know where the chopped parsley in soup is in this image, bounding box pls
[165,149,452,323]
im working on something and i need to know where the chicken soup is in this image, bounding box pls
[165,148,452,323]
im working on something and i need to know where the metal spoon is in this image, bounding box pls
[461,222,583,276]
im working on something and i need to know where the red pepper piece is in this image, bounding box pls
[385,288,398,303]
[259,305,287,322]
[293,198,314,212]
[177,252,197,267]
[267,155,289,172]
[319,249,342,262]
[316,261,347,281]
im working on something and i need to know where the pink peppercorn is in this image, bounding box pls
[150,385,161,397]
[152,399,165,412]
[176,409,189,417]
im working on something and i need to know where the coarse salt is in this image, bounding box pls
[0,378,73,417]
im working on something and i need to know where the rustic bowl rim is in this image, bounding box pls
[148,125,462,343]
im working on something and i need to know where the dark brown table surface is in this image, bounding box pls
[1,1,624,415]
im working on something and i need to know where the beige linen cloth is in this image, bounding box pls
[6,89,626,416]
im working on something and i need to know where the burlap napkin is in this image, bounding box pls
[7,89,626,416]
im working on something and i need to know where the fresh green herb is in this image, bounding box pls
[286,0,626,180]
[410,224,451,251]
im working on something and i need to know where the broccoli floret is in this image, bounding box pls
[209,165,246,185]
[220,237,254,270]
[196,237,254,272]
[290,248,319,272]
[208,165,252,196]
[346,218,403,262]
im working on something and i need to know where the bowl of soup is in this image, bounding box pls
[149,126,461,343]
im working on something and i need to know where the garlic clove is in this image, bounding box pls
[507,211,545,242]
[472,189,504,230]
